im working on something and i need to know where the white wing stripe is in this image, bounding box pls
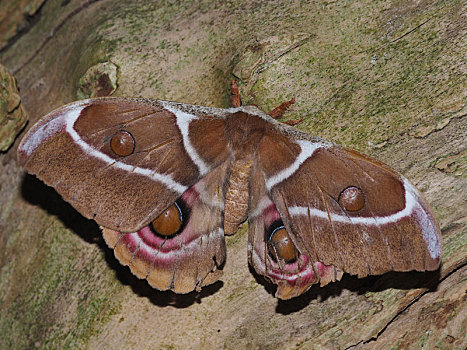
[63,104,187,194]
[288,178,441,259]
[266,139,328,190]
[160,102,210,176]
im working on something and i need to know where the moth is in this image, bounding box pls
[17,83,441,299]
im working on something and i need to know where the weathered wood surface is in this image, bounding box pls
[0,0,465,349]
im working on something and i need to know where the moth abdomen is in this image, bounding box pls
[224,158,253,235]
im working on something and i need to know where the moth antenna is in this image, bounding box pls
[230,80,242,107]
[283,118,303,126]
[268,98,295,119]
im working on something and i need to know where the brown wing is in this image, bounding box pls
[102,161,229,293]
[249,132,441,298]
[18,97,229,232]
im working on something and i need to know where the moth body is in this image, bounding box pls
[224,158,252,235]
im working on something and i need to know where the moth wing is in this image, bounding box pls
[249,131,441,299]
[102,161,229,293]
[18,98,230,232]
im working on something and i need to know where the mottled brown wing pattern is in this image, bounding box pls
[101,161,229,293]
[248,159,344,300]
[18,97,233,294]
[249,132,441,297]
[18,98,229,232]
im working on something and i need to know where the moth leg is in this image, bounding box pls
[230,80,242,107]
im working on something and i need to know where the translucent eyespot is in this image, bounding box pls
[268,226,298,263]
[110,130,135,157]
[150,202,183,237]
[338,186,365,211]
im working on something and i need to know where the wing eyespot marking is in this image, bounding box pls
[110,130,135,156]
[288,178,441,259]
[58,103,187,194]
[338,186,365,212]
[266,220,299,264]
[150,199,189,238]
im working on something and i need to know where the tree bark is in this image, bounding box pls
[0,0,465,349]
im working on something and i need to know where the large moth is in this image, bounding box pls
[17,85,441,299]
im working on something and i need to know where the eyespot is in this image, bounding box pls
[110,130,135,157]
[267,224,298,264]
[338,186,365,211]
[150,202,184,237]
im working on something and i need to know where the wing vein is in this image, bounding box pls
[320,188,345,268]
[335,151,389,274]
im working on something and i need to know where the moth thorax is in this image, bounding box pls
[224,159,253,235]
